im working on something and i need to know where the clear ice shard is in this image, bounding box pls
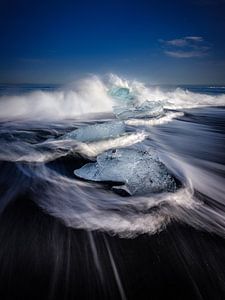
[108,87,134,102]
[114,100,164,120]
[74,148,177,195]
[63,121,125,142]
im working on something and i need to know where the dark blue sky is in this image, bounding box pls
[0,0,225,84]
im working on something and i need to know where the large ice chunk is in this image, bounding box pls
[63,121,125,142]
[74,148,177,195]
[114,100,164,120]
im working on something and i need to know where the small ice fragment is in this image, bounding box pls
[114,100,164,120]
[63,121,125,142]
[74,148,177,195]
[108,87,134,102]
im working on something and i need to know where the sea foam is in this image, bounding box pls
[0,74,225,121]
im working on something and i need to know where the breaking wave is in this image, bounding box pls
[0,74,225,121]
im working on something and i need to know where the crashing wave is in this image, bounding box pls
[0,73,225,121]
[0,74,225,121]
[108,82,165,120]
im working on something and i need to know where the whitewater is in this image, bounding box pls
[0,74,225,238]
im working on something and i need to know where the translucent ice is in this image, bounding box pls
[108,87,134,102]
[114,100,164,120]
[74,148,177,195]
[63,121,125,142]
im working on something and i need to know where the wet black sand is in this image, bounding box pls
[0,106,225,300]
[1,192,225,300]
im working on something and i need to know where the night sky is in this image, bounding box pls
[0,0,225,84]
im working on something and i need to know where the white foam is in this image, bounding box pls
[108,74,225,109]
[0,74,225,121]
[29,163,194,237]
[76,131,148,158]
[125,112,184,126]
[0,76,113,120]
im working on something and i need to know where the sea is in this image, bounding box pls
[0,75,225,299]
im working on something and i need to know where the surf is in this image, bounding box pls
[0,74,225,121]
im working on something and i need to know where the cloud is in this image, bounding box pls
[165,50,207,58]
[185,36,204,42]
[160,36,211,58]
[166,39,188,47]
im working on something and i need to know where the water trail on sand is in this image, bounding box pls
[104,237,127,300]
[8,110,224,238]
[0,75,225,238]
[10,161,195,237]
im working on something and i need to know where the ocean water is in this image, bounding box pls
[0,75,225,299]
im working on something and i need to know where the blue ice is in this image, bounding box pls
[114,101,164,120]
[74,148,177,195]
[63,121,126,142]
[109,87,134,102]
